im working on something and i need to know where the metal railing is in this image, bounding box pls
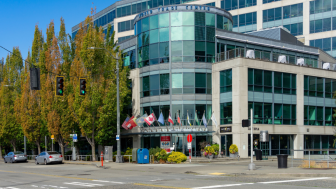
[289,149,336,168]
[27,155,38,160]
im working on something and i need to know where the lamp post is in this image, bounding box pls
[248,108,256,170]
[88,47,122,163]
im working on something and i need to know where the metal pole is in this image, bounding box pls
[115,53,122,163]
[309,150,310,168]
[24,136,26,155]
[52,139,53,151]
[328,149,329,168]
[248,108,256,170]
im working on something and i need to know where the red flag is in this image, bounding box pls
[177,113,181,124]
[122,116,130,130]
[168,113,174,124]
[125,116,134,129]
[145,113,155,125]
[128,117,138,129]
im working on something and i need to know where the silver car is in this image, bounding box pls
[35,151,63,165]
[4,151,27,163]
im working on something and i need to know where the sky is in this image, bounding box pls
[0,0,118,62]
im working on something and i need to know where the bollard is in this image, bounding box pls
[101,151,104,167]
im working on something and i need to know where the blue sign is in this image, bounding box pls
[116,135,120,140]
[73,134,77,142]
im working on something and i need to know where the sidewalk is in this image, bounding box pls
[60,158,336,178]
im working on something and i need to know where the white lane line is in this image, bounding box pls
[192,183,253,189]
[64,182,104,187]
[92,180,125,184]
[6,187,20,189]
[258,177,332,184]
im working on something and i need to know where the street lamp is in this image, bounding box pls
[88,47,122,163]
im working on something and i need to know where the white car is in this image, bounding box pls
[35,151,63,165]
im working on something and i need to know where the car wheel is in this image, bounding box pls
[4,159,7,163]
[35,159,39,165]
[44,159,47,165]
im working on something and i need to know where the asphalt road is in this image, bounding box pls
[0,160,336,189]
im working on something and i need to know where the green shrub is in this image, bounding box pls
[65,151,72,155]
[211,144,219,152]
[149,147,162,161]
[124,147,133,162]
[157,149,168,161]
[204,146,215,155]
[167,152,187,163]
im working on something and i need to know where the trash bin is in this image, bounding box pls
[137,148,149,164]
[255,149,262,160]
[132,148,138,163]
[277,154,288,168]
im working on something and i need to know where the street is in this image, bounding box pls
[1,160,336,189]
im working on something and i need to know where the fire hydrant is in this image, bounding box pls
[101,151,104,167]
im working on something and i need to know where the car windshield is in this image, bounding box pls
[48,152,60,155]
[14,151,24,154]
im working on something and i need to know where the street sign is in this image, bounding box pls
[70,134,73,137]
[51,135,54,139]
[187,134,192,142]
[73,134,77,142]
[116,135,120,140]
[187,142,191,149]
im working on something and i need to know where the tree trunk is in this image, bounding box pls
[13,146,16,152]
[36,142,41,154]
[91,141,96,161]
[0,145,2,160]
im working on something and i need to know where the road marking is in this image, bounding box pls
[0,170,94,181]
[64,182,104,187]
[92,180,125,184]
[192,183,253,189]
[134,183,188,189]
[209,172,225,175]
[258,177,332,184]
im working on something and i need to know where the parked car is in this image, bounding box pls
[4,151,27,163]
[35,151,63,165]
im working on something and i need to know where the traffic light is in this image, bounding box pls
[56,76,64,96]
[80,78,86,96]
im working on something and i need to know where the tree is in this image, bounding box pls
[68,18,130,160]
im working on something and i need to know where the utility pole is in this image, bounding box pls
[248,108,256,170]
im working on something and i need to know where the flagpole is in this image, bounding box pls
[193,110,196,126]
[199,111,204,126]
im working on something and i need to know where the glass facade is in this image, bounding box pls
[220,0,257,11]
[220,102,232,124]
[205,2,216,6]
[94,10,116,28]
[249,102,296,125]
[304,75,336,98]
[220,69,232,93]
[249,134,293,156]
[118,20,135,32]
[305,135,336,154]
[310,0,336,14]
[135,12,232,67]
[304,106,336,126]
[141,73,170,97]
[142,104,213,126]
[310,17,335,33]
[118,35,134,43]
[232,12,257,33]
[263,0,281,4]
[172,72,212,94]
[248,69,296,94]
[262,3,303,36]
[122,47,136,69]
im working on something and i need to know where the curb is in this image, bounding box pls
[224,173,336,177]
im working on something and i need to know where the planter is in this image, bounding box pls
[208,154,214,159]
[230,153,238,158]
[213,155,218,159]
[159,159,166,164]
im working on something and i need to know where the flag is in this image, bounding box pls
[158,112,165,125]
[135,114,148,126]
[122,116,130,130]
[187,112,191,126]
[202,113,207,128]
[145,113,156,125]
[168,112,174,125]
[177,113,181,125]
[195,111,200,125]
[125,116,137,129]
[211,113,218,128]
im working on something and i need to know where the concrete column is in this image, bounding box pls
[257,0,264,30]
[212,65,221,141]
[296,74,304,126]
[302,0,310,45]
[294,134,304,159]
[215,0,221,8]
[133,135,141,148]
[232,61,249,158]
[130,69,141,116]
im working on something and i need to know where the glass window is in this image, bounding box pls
[159,28,169,42]
[172,73,182,88]
[171,41,182,56]
[159,42,169,58]
[323,18,331,31]
[160,73,169,94]
[183,12,194,25]
[264,103,272,124]
[274,104,282,124]
[220,102,232,124]
[195,12,205,26]
[183,41,195,56]
[183,73,195,93]
[275,7,282,20]
[195,26,205,41]
[195,73,206,94]
[149,43,159,59]
[171,12,182,26]
[206,13,215,27]
[150,15,158,30]
[220,69,232,93]
[217,15,223,29]
[239,14,246,26]
[183,26,194,40]
[142,17,149,32]
[171,27,182,41]
[150,29,159,44]
[268,9,274,21]
[159,13,169,28]
[195,41,205,56]
[150,75,160,96]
